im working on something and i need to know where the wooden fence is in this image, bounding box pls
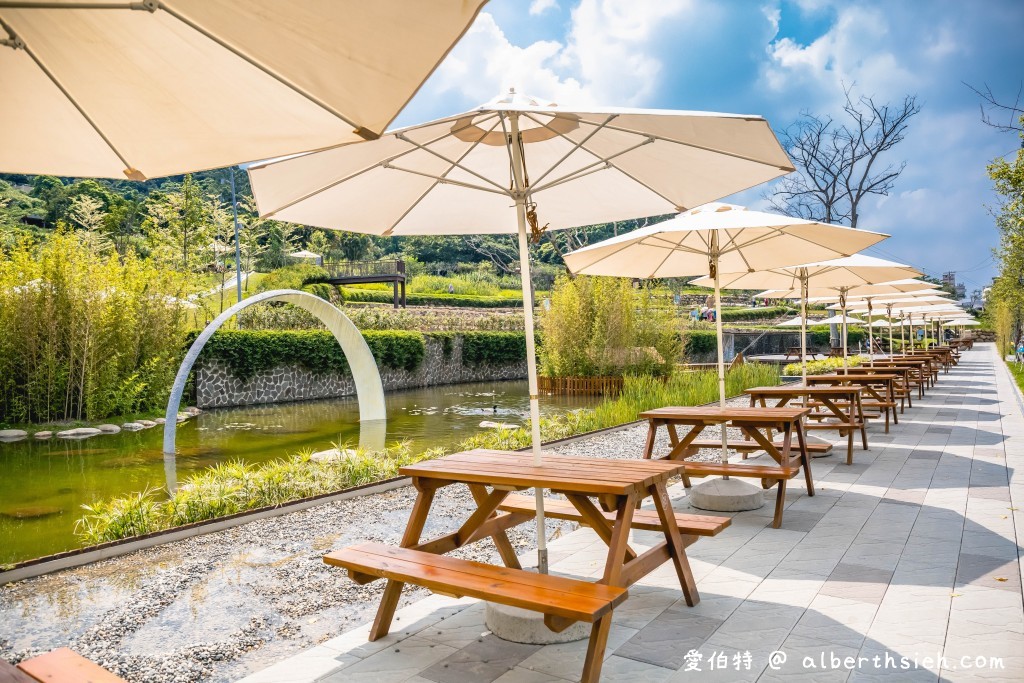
[538,376,624,396]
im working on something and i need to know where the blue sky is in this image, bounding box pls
[396,0,1024,294]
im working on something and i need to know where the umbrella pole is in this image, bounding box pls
[711,236,729,471]
[841,292,848,371]
[509,112,548,574]
[800,272,808,386]
[887,304,894,358]
[867,299,874,367]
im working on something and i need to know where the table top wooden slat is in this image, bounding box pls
[805,373,898,382]
[401,450,687,495]
[745,385,861,396]
[637,406,809,422]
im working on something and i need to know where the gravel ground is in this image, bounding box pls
[0,396,754,683]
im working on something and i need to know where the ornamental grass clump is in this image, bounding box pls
[75,442,443,545]
[459,363,780,452]
[782,355,870,376]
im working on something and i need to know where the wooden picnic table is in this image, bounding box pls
[745,385,867,465]
[638,406,814,528]
[841,365,914,411]
[804,373,899,432]
[325,450,731,682]
[880,357,932,395]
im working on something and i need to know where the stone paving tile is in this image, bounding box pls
[420,634,542,683]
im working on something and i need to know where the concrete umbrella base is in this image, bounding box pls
[687,477,765,512]
[486,602,589,644]
[806,433,836,458]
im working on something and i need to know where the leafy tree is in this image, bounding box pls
[337,230,374,261]
[144,174,208,270]
[306,229,331,258]
[30,175,69,226]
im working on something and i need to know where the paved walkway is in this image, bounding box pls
[240,344,1024,682]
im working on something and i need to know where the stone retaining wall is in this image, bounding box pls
[195,335,528,408]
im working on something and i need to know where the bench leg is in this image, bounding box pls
[581,614,613,683]
[370,486,435,640]
[772,479,787,529]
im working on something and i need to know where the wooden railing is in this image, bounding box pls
[323,259,405,278]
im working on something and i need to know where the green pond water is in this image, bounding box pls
[0,381,599,565]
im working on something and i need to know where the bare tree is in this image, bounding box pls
[768,87,921,228]
[462,234,520,273]
[965,81,1024,134]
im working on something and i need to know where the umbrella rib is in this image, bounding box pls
[394,132,510,194]
[260,114,503,218]
[382,116,505,235]
[379,164,507,195]
[0,17,138,176]
[594,119,796,171]
[528,134,661,198]
[521,112,617,188]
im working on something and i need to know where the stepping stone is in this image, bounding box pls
[97,424,121,434]
[34,431,53,439]
[0,429,28,440]
[122,422,144,431]
[56,427,102,439]
[0,505,63,520]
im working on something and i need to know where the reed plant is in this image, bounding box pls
[74,442,443,545]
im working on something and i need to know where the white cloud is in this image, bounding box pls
[529,0,558,16]
[762,5,915,105]
[427,1,693,109]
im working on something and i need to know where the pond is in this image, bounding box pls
[0,381,601,566]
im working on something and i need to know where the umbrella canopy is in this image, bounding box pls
[819,314,865,325]
[251,91,795,233]
[249,92,797,572]
[0,0,488,179]
[869,319,896,328]
[944,319,980,326]
[778,316,821,327]
[840,295,953,311]
[757,279,936,301]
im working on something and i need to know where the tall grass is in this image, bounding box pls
[75,442,442,545]
[459,363,780,451]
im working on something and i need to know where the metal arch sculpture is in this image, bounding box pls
[162,289,386,454]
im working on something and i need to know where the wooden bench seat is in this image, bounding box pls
[684,439,832,455]
[9,648,126,683]
[679,462,801,479]
[325,542,626,682]
[497,494,731,539]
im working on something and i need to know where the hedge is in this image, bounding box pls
[192,329,426,379]
[461,332,527,366]
[341,287,522,308]
[683,330,717,355]
[192,330,529,379]
[720,305,795,322]
[809,325,866,346]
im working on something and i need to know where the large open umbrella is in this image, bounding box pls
[563,206,887,487]
[0,0,488,179]
[249,91,796,571]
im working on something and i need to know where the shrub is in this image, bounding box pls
[682,329,717,356]
[461,332,527,366]
[256,263,329,292]
[0,232,190,423]
[539,275,680,378]
[341,287,522,308]
[782,355,869,375]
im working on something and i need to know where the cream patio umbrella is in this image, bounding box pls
[249,91,796,572]
[563,206,887,487]
[687,255,918,386]
[0,0,488,179]
[839,293,952,361]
